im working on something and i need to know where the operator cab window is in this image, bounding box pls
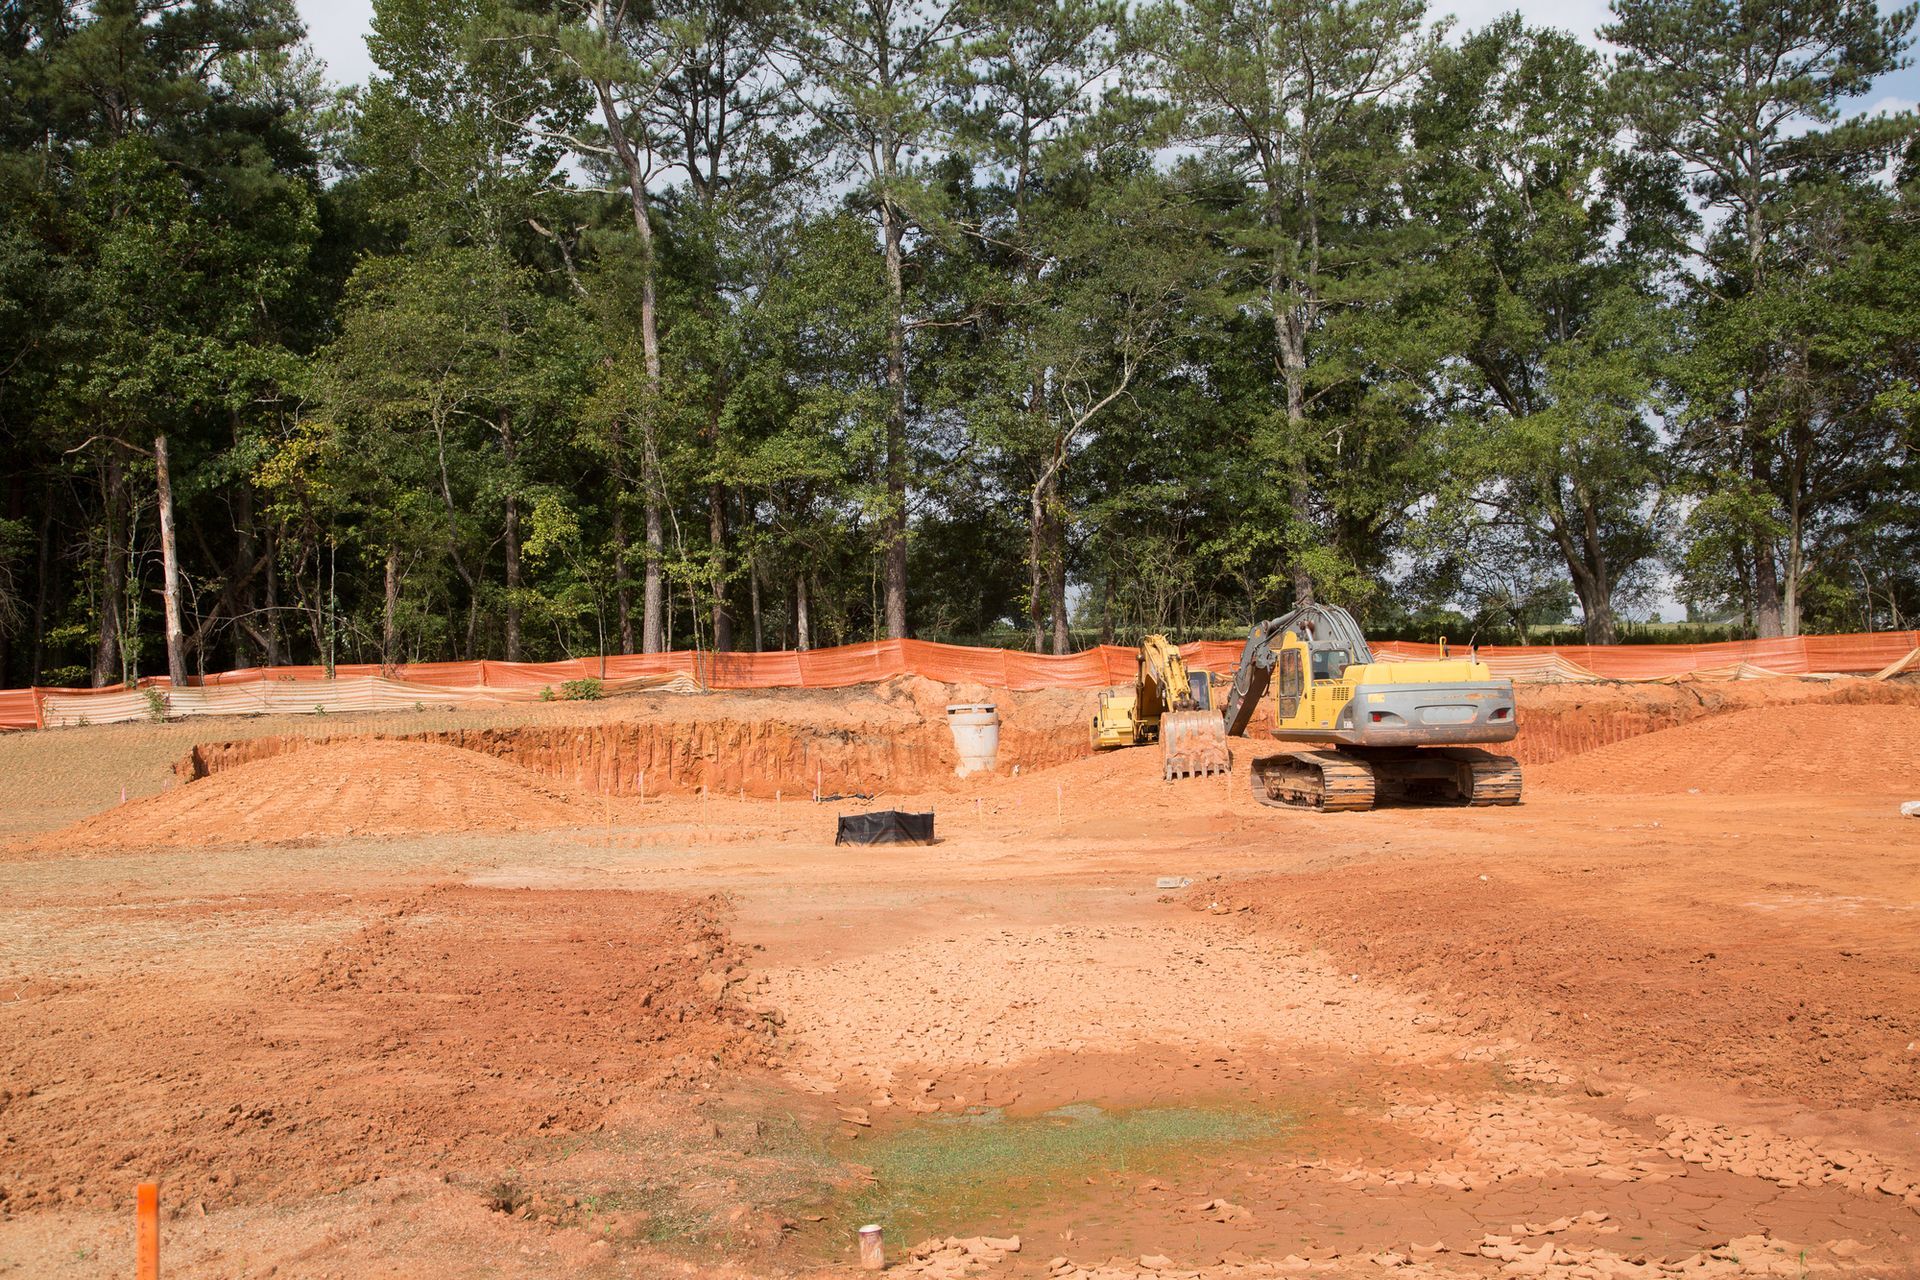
[1311,648,1349,681]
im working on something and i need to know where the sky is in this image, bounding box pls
[297,0,1920,111]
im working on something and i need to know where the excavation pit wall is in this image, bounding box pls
[1500,675,1920,766]
[172,682,1099,800]
[167,675,1920,799]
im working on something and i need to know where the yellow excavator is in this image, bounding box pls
[1090,634,1233,780]
[1216,604,1523,811]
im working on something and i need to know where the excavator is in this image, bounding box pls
[1090,634,1233,780]
[1215,603,1523,811]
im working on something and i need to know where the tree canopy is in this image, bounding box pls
[1,0,1915,687]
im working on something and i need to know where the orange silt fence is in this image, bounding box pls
[2,629,1915,731]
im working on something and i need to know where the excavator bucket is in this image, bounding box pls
[1159,710,1231,781]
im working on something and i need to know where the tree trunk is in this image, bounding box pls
[709,482,732,652]
[590,54,666,654]
[263,526,281,666]
[1273,296,1315,607]
[383,545,400,664]
[1575,583,1616,644]
[880,198,910,639]
[1577,496,1616,644]
[233,477,257,669]
[1751,534,1783,638]
[92,454,125,687]
[795,574,811,652]
[154,433,188,688]
[748,553,763,652]
[465,588,482,660]
[502,411,523,662]
[1782,493,1804,639]
[1749,437,1783,637]
[29,476,51,683]
[1547,507,1616,645]
[613,499,635,654]
[1027,476,1048,653]
[643,501,665,652]
[611,424,635,654]
[1048,506,1070,655]
[0,474,16,683]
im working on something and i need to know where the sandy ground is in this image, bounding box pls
[1,677,1918,1279]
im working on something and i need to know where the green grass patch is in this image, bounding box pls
[849,1103,1293,1241]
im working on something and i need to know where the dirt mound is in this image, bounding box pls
[1532,702,1920,795]
[46,739,586,850]
[0,886,758,1213]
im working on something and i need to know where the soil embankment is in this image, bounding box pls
[45,739,586,850]
[1532,700,1920,793]
[163,675,1920,804]
[1505,675,1920,765]
[171,677,1095,800]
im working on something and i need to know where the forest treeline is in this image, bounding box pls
[1,0,1917,687]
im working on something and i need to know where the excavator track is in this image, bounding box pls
[1248,747,1523,810]
[1355,747,1525,807]
[1160,710,1232,780]
[1441,748,1523,806]
[1249,750,1378,811]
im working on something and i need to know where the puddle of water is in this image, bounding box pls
[845,1100,1295,1243]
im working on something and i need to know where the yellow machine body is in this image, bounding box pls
[1267,633,1517,747]
[1090,635,1231,779]
[1218,605,1523,810]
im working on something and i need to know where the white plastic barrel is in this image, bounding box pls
[946,703,1000,777]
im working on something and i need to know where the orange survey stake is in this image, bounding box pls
[136,1182,159,1280]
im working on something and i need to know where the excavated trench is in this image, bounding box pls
[173,708,1096,798]
[168,677,1920,796]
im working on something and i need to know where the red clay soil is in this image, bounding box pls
[0,886,758,1215]
[1211,702,1920,1110]
[1224,861,1920,1109]
[1505,674,1920,764]
[39,739,588,851]
[161,676,1920,807]
[1533,701,1920,793]
[173,676,1097,799]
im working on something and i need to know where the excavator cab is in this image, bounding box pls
[1309,647,1350,681]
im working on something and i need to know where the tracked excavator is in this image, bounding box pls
[1217,604,1523,811]
[1090,634,1233,780]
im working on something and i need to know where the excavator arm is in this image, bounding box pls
[1137,634,1202,718]
[1219,604,1374,736]
[1090,633,1232,779]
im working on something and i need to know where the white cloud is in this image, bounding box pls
[297,0,376,89]
[1432,0,1617,44]
[1859,94,1918,117]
